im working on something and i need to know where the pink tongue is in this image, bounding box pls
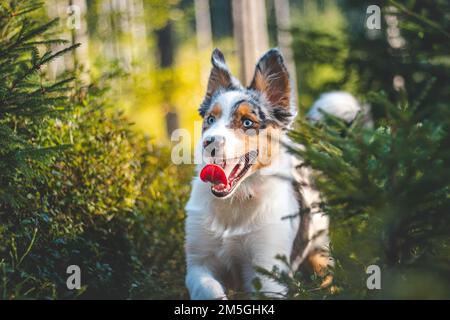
[200,164,228,186]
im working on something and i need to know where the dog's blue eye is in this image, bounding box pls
[242,119,254,128]
[206,116,215,125]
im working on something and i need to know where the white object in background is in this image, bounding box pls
[307,91,372,126]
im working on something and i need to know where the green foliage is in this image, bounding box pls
[0,0,190,299]
[340,0,450,120]
[290,1,352,110]
[289,92,450,298]
[0,0,78,209]
[251,255,334,300]
[1,95,191,299]
[283,0,450,299]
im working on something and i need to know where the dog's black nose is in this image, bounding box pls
[203,135,225,153]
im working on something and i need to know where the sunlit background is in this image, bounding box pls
[43,0,357,142]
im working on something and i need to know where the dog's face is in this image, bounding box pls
[199,48,295,199]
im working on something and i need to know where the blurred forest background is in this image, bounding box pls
[35,0,375,140]
[0,0,449,299]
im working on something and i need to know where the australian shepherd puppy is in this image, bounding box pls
[185,48,333,300]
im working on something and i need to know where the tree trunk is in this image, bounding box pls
[113,0,134,70]
[127,0,149,68]
[195,0,213,52]
[69,0,90,83]
[99,0,119,61]
[274,0,298,104]
[231,0,269,85]
[156,22,179,137]
[194,0,213,81]
[156,22,174,68]
[46,0,72,78]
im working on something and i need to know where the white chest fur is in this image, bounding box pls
[185,152,301,299]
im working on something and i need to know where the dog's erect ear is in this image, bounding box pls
[248,49,293,122]
[199,49,235,117]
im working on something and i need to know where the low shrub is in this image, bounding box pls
[0,1,191,299]
[1,93,192,299]
[0,93,191,299]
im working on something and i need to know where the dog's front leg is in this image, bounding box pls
[186,264,227,300]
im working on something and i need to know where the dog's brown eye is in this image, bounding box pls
[242,118,254,128]
[206,116,215,125]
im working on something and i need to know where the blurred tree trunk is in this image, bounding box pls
[127,0,149,69]
[231,0,269,85]
[114,0,133,70]
[156,22,179,137]
[195,0,213,81]
[104,0,120,61]
[69,0,90,83]
[156,22,174,68]
[46,0,72,78]
[274,0,297,104]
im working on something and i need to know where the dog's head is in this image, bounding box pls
[198,48,296,199]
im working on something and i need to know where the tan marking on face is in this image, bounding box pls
[231,124,282,175]
[202,103,222,131]
[252,125,281,171]
[229,103,260,130]
[210,104,222,118]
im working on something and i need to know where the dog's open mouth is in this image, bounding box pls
[201,150,258,198]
